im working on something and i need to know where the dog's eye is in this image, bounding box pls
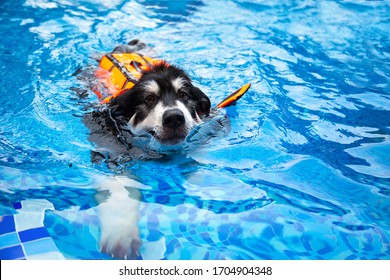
[178,90,187,99]
[145,95,156,103]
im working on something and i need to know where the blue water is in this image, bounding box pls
[1,0,389,260]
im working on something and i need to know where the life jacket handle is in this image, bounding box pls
[215,83,251,109]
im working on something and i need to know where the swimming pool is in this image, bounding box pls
[0,0,389,260]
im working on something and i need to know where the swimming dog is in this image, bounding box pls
[87,40,211,149]
[81,40,246,259]
[82,41,212,259]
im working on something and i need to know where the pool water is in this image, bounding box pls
[0,0,389,260]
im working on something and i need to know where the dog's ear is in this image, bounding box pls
[108,90,136,120]
[190,86,211,115]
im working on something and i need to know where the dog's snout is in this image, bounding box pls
[163,109,185,129]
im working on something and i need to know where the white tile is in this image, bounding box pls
[27,251,66,260]
[14,199,54,232]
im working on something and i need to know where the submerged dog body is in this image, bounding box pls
[82,44,213,259]
[81,41,237,259]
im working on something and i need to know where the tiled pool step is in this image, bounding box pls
[0,200,65,260]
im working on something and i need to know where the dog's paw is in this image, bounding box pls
[97,195,142,259]
[99,217,141,259]
[95,175,143,259]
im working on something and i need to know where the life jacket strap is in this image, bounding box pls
[94,53,162,103]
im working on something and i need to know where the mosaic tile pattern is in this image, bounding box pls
[1,193,389,260]
[0,200,65,260]
[0,164,388,260]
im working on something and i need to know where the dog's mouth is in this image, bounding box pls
[148,129,189,145]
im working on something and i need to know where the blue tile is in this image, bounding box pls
[0,232,20,249]
[23,238,58,256]
[13,202,22,210]
[0,245,25,260]
[0,215,16,235]
[19,227,50,243]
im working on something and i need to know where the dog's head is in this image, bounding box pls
[109,63,211,145]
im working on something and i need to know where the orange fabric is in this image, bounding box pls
[94,53,162,103]
[216,83,251,108]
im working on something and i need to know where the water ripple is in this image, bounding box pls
[0,0,389,260]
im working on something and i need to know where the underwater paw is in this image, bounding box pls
[99,232,141,259]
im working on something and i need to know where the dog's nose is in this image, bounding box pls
[163,109,185,129]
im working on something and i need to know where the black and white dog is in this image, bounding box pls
[82,41,220,165]
[108,62,211,146]
[81,41,227,259]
